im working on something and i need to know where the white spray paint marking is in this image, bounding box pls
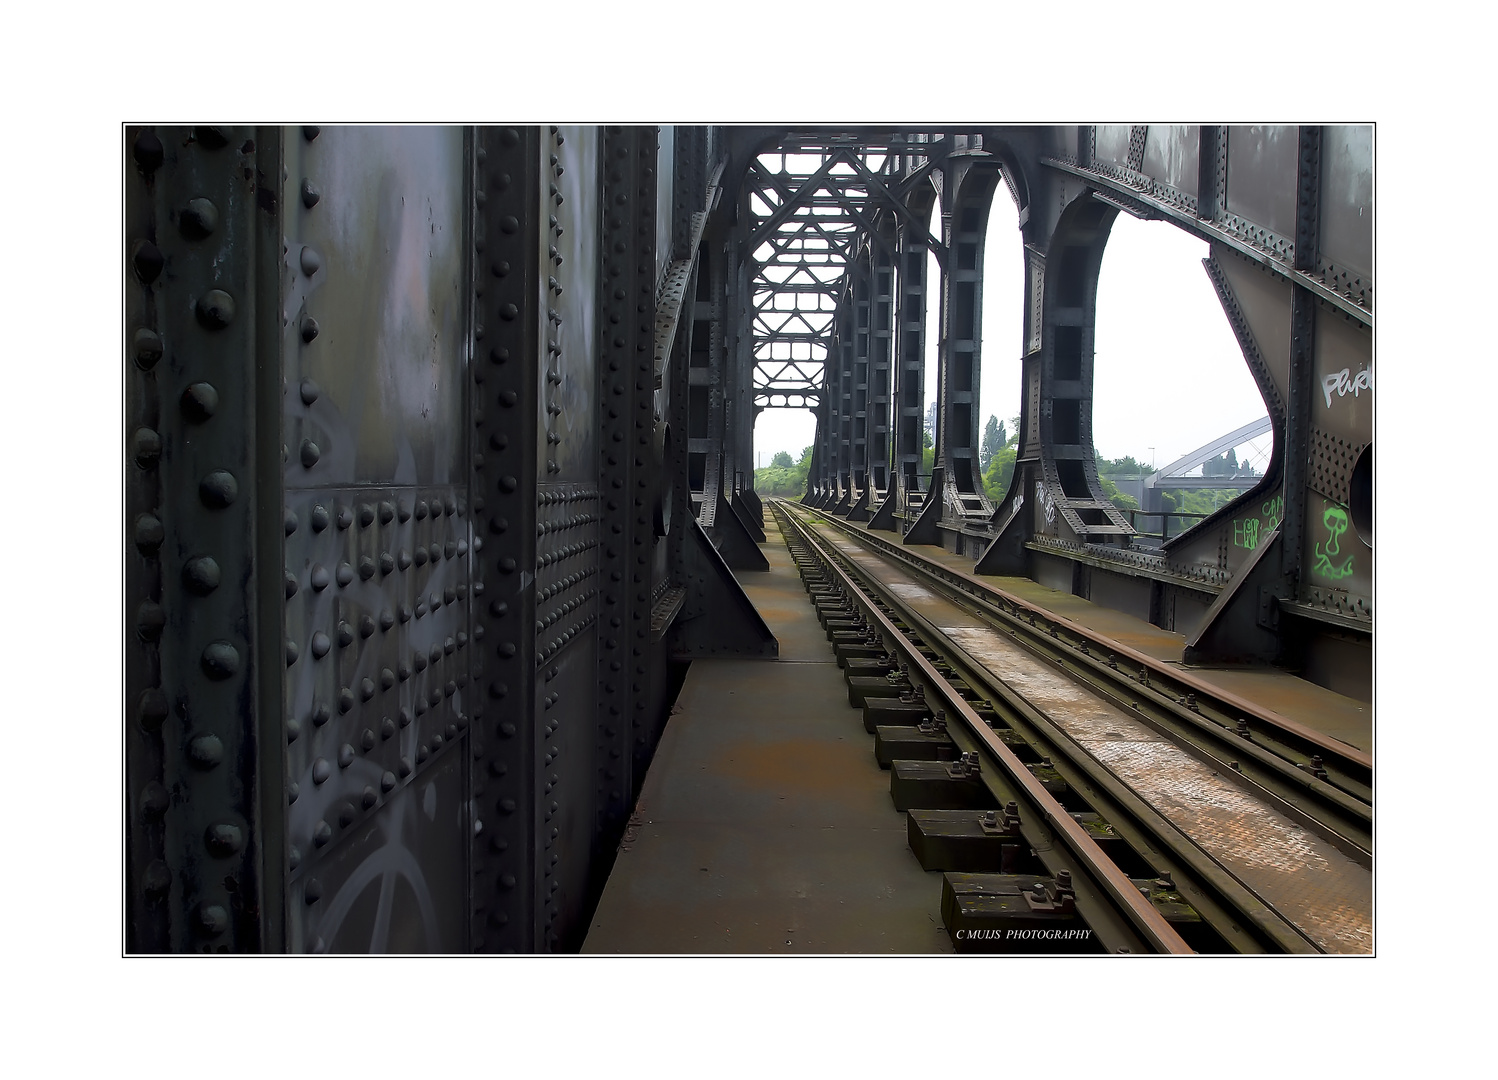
[1321,363,1373,408]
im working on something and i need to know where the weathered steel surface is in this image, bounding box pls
[128,124,782,953]
[127,124,286,953]
[282,125,473,953]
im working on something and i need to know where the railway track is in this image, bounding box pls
[770,498,1373,954]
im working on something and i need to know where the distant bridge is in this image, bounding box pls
[1138,416,1272,511]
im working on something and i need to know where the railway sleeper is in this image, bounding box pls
[843,654,896,678]
[863,694,929,732]
[940,873,1101,954]
[874,720,958,768]
[834,642,887,667]
[890,755,997,812]
[848,674,913,709]
[906,809,1043,874]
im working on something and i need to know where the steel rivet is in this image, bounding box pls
[300,246,322,276]
[201,641,240,680]
[199,470,239,509]
[137,688,169,730]
[204,821,243,857]
[183,556,221,595]
[133,513,164,555]
[189,733,224,769]
[140,780,169,820]
[180,197,219,240]
[311,504,330,531]
[132,130,164,173]
[135,601,164,642]
[300,178,320,208]
[141,860,172,897]
[196,289,236,330]
[132,427,161,469]
[132,240,165,284]
[133,327,164,370]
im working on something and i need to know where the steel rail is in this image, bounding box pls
[772,503,1195,955]
[802,511,1373,867]
[779,500,1331,954]
[808,505,1372,795]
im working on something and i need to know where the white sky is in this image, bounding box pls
[753,200,1269,471]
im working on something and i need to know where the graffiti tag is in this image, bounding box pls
[1034,480,1056,525]
[1232,492,1283,551]
[1321,363,1373,409]
[1312,505,1355,580]
[1261,493,1283,532]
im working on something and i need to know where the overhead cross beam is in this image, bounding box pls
[745,137,948,410]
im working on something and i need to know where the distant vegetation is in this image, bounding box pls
[753,446,812,496]
[753,418,1256,517]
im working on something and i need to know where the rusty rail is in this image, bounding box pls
[773,502,1196,955]
[803,504,1373,812]
[779,499,1341,954]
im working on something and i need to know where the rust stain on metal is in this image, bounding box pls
[707,737,883,809]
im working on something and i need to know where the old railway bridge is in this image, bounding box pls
[125,124,1372,954]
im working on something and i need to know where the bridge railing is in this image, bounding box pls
[1125,509,1211,545]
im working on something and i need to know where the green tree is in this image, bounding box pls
[980,415,1001,472]
[753,444,815,497]
[1095,453,1147,478]
[920,428,934,481]
[981,445,1017,502]
[1097,474,1139,512]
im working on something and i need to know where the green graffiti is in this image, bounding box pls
[1233,491,1283,550]
[1261,493,1284,532]
[1312,505,1355,579]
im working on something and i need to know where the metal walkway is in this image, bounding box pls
[584,515,952,953]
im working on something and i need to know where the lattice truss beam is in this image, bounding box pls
[747,135,941,409]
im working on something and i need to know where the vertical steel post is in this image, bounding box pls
[125,124,284,952]
[1278,126,1322,595]
[470,125,542,952]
